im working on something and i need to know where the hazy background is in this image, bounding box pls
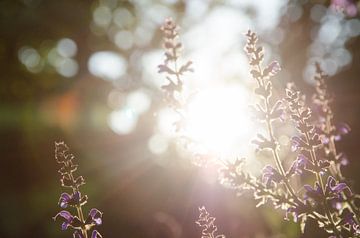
[1,0,360,237]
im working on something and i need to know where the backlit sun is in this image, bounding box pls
[184,85,256,157]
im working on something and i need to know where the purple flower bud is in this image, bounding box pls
[325,176,352,198]
[262,165,282,187]
[338,123,351,134]
[59,191,83,208]
[53,211,74,230]
[86,208,103,226]
[340,208,356,226]
[263,61,281,78]
[304,183,323,203]
[291,137,300,151]
[287,154,310,176]
[320,134,330,144]
[268,61,281,75]
[337,153,349,166]
[286,202,311,222]
[59,193,72,208]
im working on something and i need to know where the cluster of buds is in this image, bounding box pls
[53,142,103,238]
[195,207,225,238]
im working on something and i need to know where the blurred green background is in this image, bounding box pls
[1,0,360,237]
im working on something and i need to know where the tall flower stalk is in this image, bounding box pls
[312,63,360,223]
[53,142,103,238]
[244,30,297,199]
[285,86,343,236]
[158,17,193,132]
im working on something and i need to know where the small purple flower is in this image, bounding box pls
[267,61,281,76]
[262,61,281,79]
[291,137,300,152]
[340,208,356,226]
[53,211,76,230]
[338,208,360,234]
[304,183,323,203]
[59,191,81,208]
[325,176,351,198]
[334,123,351,141]
[287,154,310,176]
[291,136,308,151]
[262,165,282,187]
[337,123,351,134]
[286,202,311,222]
[337,152,349,166]
[85,208,103,227]
[319,134,330,144]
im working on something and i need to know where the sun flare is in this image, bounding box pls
[184,85,255,157]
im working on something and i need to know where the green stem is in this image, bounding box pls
[67,163,88,238]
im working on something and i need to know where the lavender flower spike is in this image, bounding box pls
[53,142,103,238]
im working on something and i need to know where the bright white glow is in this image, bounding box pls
[126,89,151,115]
[57,38,77,58]
[93,6,112,27]
[113,8,134,28]
[148,134,169,154]
[114,30,133,50]
[225,0,287,30]
[108,108,137,135]
[184,85,255,157]
[319,19,341,44]
[88,51,127,81]
[157,108,179,137]
[141,50,163,87]
[18,46,41,69]
[56,58,78,77]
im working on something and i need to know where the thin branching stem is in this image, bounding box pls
[255,62,299,202]
[68,167,88,238]
[294,108,341,237]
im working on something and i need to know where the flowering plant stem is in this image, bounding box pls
[296,107,340,236]
[53,142,103,238]
[313,64,360,224]
[256,62,297,199]
[68,168,88,238]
